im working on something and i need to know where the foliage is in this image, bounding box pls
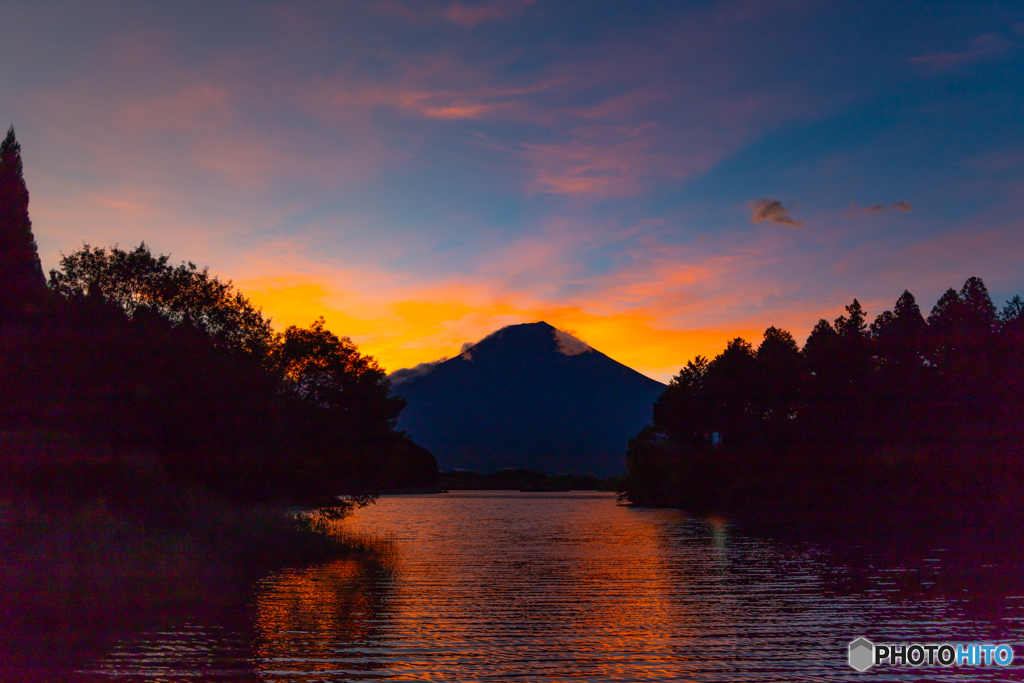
[620,278,1024,527]
[48,242,276,359]
[273,317,405,430]
[0,126,46,316]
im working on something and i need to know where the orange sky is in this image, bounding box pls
[239,272,775,382]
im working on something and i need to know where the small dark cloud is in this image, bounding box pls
[389,358,448,386]
[849,201,913,216]
[749,198,803,228]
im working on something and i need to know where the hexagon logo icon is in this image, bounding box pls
[848,637,874,671]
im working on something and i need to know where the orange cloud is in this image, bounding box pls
[420,102,498,119]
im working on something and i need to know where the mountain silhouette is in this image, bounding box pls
[392,321,665,477]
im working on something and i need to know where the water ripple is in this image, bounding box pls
[92,492,1024,682]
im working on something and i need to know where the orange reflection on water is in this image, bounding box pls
[252,557,396,679]
[248,493,717,680]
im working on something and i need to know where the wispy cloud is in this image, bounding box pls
[964,148,1024,172]
[911,33,1014,72]
[444,0,537,28]
[375,0,537,28]
[388,357,449,385]
[750,199,803,228]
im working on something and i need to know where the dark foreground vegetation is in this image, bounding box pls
[1,127,435,504]
[0,127,431,675]
[439,468,619,492]
[620,279,1024,537]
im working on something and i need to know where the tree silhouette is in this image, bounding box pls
[621,277,1024,528]
[999,295,1024,337]
[753,326,802,436]
[802,318,837,376]
[0,126,46,316]
[49,242,276,359]
[651,355,711,445]
[871,290,925,366]
[704,337,757,446]
[927,277,996,369]
[834,298,868,339]
[273,317,404,432]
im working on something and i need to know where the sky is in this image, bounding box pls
[3,0,1023,381]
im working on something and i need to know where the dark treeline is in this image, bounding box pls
[0,127,436,510]
[439,468,619,492]
[620,280,1024,530]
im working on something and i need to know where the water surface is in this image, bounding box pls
[88,491,1024,681]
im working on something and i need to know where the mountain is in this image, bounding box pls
[391,321,665,477]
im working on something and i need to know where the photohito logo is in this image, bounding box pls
[848,637,1015,671]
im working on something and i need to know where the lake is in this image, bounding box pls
[80,491,1023,681]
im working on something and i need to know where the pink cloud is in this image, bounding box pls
[287,4,833,199]
[443,0,537,28]
[117,85,234,132]
[911,33,1014,72]
[374,0,536,28]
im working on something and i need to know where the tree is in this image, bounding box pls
[834,298,868,339]
[803,319,837,375]
[754,327,802,430]
[704,337,757,444]
[49,242,275,359]
[871,290,925,365]
[273,317,405,432]
[999,295,1024,336]
[927,277,996,367]
[652,355,711,444]
[0,126,46,316]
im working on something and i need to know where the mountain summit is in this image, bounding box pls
[391,321,665,477]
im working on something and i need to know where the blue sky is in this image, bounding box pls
[3,0,1023,379]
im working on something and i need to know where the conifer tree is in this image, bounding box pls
[0,126,46,315]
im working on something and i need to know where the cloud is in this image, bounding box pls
[964,149,1024,173]
[553,327,590,356]
[847,201,913,216]
[443,0,537,28]
[910,33,1014,72]
[376,0,536,28]
[458,328,507,359]
[389,357,448,386]
[749,199,803,228]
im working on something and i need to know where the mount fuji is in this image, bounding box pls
[390,322,666,477]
